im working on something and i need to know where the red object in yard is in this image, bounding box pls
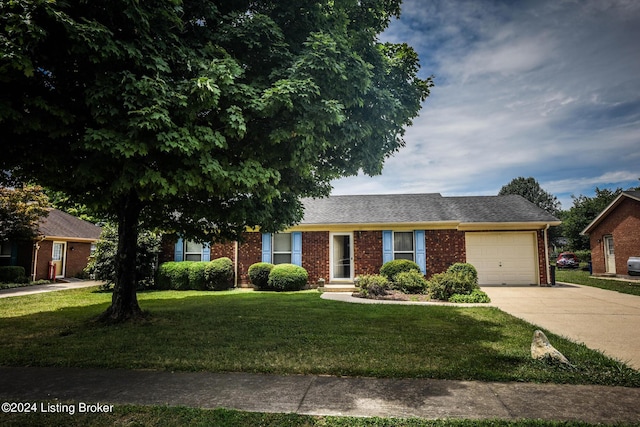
[48,262,56,280]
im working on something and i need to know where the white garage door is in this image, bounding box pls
[465,232,538,285]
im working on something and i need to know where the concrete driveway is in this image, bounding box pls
[481,283,640,370]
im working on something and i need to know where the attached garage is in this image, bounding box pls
[465,232,538,285]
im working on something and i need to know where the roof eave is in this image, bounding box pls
[457,221,561,231]
[580,192,635,235]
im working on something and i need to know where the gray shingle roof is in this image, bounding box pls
[300,194,559,225]
[38,209,102,240]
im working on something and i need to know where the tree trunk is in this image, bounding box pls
[97,190,145,323]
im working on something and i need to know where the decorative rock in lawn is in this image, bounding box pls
[531,330,574,367]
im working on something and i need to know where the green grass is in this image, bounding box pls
[0,287,638,386]
[556,269,640,296]
[0,405,629,427]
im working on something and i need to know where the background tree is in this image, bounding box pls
[562,187,622,250]
[0,185,49,242]
[498,177,560,216]
[0,1,431,321]
[498,177,562,245]
[86,223,160,291]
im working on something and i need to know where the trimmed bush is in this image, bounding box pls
[267,264,308,291]
[448,289,491,303]
[427,270,477,301]
[394,270,428,294]
[380,259,421,280]
[248,262,274,290]
[156,261,192,290]
[356,274,391,297]
[188,262,208,290]
[0,266,27,283]
[446,263,478,285]
[205,257,234,290]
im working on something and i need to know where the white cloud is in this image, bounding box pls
[333,0,640,209]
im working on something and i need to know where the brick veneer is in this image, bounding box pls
[425,230,466,279]
[237,233,262,285]
[302,231,330,284]
[536,230,549,285]
[589,197,640,275]
[354,231,383,277]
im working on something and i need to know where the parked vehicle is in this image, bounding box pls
[628,257,640,276]
[556,252,580,269]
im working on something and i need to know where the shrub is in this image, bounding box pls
[248,262,274,290]
[394,270,428,294]
[380,259,421,280]
[188,262,208,290]
[267,264,308,291]
[156,261,192,290]
[205,257,234,290]
[446,263,478,285]
[356,274,390,297]
[427,271,477,301]
[0,266,27,283]
[449,289,491,303]
[573,250,591,263]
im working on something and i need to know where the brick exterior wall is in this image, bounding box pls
[302,232,329,284]
[589,197,640,275]
[237,233,262,285]
[536,230,549,285]
[354,231,383,277]
[425,230,466,279]
[29,240,94,280]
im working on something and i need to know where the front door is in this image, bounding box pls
[51,241,66,278]
[604,235,616,274]
[330,233,353,282]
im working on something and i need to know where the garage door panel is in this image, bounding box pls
[465,232,538,285]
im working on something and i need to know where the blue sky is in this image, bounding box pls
[331,0,640,209]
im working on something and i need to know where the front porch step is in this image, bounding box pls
[320,283,358,293]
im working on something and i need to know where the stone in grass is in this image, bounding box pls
[531,330,574,367]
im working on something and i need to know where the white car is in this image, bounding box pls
[628,257,640,276]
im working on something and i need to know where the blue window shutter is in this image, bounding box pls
[292,232,302,266]
[414,230,426,274]
[174,238,184,262]
[202,243,211,262]
[262,233,272,263]
[382,230,393,264]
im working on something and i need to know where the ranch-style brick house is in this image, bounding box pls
[0,209,102,281]
[581,191,640,276]
[161,193,561,287]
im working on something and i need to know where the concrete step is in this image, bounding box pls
[320,283,358,293]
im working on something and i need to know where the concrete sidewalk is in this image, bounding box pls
[0,280,103,298]
[1,366,639,423]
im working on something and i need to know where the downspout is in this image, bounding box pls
[31,235,46,282]
[234,241,239,288]
[544,224,550,286]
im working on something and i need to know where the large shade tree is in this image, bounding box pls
[1,1,431,321]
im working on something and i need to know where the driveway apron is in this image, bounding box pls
[481,283,640,370]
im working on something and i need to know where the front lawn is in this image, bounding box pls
[0,287,638,386]
[556,269,640,296]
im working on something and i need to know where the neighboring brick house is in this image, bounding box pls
[163,193,560,287]
[581,191,640,276]
[0,209,102,281]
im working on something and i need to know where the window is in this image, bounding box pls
[90,243,97,257]
[0,242,11,258]
[272,233,292,264]
[184,240,203,261]
[393,232,414,261]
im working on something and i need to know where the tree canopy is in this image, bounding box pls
[1,0,431,321]
[498,177,560,216]
[562,187,622,250]
[0,185,49,242]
